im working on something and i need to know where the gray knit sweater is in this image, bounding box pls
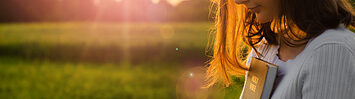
[240,24,355,99]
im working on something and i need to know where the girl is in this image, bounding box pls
[204,0,355,98]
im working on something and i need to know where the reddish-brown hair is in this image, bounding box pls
[204,0,354,88]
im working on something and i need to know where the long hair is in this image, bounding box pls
[204,0,355,88]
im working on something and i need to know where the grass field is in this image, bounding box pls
[0,57,176,98]
[0,22,213,64]
[0,57,244,99]
[0,22,245,99]
[0,22,210,48]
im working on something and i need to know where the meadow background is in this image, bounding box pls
[0,0,245,99]
[3,0,353,98]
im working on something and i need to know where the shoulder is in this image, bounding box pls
[307,24,355,54]
[299,24,355,77]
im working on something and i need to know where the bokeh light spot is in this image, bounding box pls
[189,72,193,77]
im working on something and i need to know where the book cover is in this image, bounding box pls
[241,57,278,99]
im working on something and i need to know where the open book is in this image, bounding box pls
[241,57,278,99]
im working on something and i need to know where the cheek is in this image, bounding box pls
[256,0,279,23]
[255,8,274,23]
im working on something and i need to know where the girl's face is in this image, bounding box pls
[234,0,280,23]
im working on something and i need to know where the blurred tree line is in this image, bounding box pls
[0,0,210,22]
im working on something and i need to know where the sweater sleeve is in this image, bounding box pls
[301,43,355,99]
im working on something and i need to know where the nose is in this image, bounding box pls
[234,0,248,4]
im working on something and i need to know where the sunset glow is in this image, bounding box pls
[151,0,189,6]
[153,0,189,6]
[166,0,189,6]
[94,0,187,6]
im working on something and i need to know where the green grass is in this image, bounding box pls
[0,22,245,98]
[0,57,244,99]
[0,57,181,98]
[0,22,213,64]
[0,22,212,48]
